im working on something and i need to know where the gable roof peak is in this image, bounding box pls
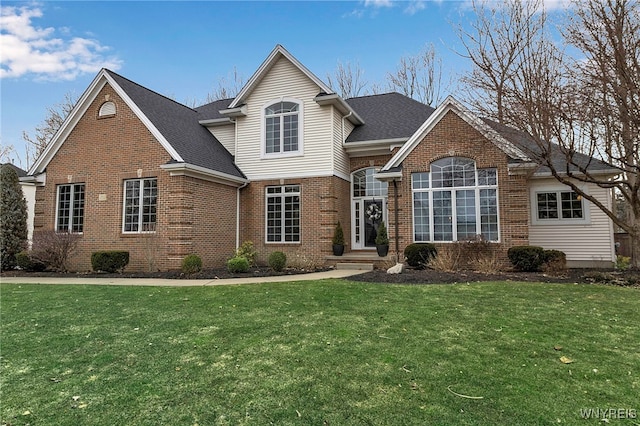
[229,44,334,108]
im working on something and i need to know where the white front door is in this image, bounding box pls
[352,198,386,249]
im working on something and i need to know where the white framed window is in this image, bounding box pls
[262,99,303,158]
[266,185,300,243]
[123,178,157,233]
[532,189,587,224]
[56,183,85,233]
[412,157,499,242]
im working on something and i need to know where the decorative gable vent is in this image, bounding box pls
[98,101,116,117]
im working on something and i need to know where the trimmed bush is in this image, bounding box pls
[15,251,47,272]
[375,222,389,245]
[507,245,545,272]
[332,221,345,246]
[542,249,567,274]
[91,251,130,273]
[227,256,250,273]
[181,254,202,274]
[404,243,437,269]
[235,241,257,266]
[268,251,287,272]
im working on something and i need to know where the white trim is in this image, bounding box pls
[199,117,234,127]
[122,178,158,234]
[230,45,333,109]
[264,184,302,244]
[247,170,350,182]
[219,105,248,118]
[381,96,530,172]
[530,184,591,226]
[314,93,364,125]
[160,162,248,187]
[260,97,304,159]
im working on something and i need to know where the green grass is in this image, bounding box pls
[1,280,638,425]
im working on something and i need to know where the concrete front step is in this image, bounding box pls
[335,263,374,271]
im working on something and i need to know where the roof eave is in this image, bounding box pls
[199,117,235,127]
[160,162,248,187]
[314,94,364,125]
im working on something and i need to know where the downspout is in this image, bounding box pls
[236,180,249,250]
[393,179,400,262]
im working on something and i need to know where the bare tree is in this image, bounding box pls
[206,66,246,102]
[22,92,77,168]
[460,0,640,267]
[455,0,546,123]
[386,43,448,106]
[327,60,368,98]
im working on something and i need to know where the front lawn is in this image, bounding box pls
[1,280,638,425]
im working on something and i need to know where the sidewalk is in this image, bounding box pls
[0,269,367,287]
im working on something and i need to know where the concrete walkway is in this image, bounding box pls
[0,269,367,287]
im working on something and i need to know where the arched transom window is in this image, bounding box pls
[352,168,388,198]
[264,100,301,155]
[412,157,499,242]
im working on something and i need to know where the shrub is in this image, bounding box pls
[430,245,461,272]
[227,256,250,273]
[404,243,437,269]
[375,222,389,245]
[507,245,545,272]
[268,251,287,272]
[332,221,345,246]
[542,249,567,274]
[0,165,28,270]
[616,255,631,270]
[91,251,130,273]
[15,250,47,272]
[235,241,257,266]
[181,254,202,274]
[31,230,81,272]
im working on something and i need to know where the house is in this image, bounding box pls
[24,45,618,272]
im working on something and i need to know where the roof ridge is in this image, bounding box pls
[104,68,198,113]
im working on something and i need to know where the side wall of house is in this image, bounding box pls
[528,178,615,267]
[238,175,350,267]
[208,124,236,156]
[33,83,236,272]
[396,110,530,259]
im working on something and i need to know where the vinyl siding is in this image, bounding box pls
[235,57,334,179]
[332,106,350,179]
[528,178,615,262]
[208,124,235,155]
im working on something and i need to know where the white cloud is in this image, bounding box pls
[0,5,122,80]
[404,1,427,15]
[364,0,394,8]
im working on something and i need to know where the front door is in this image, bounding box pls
[352,198,385,249]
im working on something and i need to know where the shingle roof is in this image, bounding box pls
[1,163,28,177]
[345,93,435,142]
[195,98,233,121]
[482,118,618,175]
[106,70,245,179]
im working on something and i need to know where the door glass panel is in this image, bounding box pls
[364,200,383,247]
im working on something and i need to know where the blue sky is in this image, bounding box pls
[0,1,559,168]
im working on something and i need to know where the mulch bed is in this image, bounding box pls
[2,266,639,287]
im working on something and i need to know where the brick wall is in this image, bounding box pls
[33,83,237,272]
[394,110,530,259]
[238,175,350,267]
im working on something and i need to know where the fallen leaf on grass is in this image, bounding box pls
[22,410,31,416]
[554,345,563,351]
[560,356,573,364]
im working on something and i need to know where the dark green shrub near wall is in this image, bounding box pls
[91,251,130,273]
[507,246,545,272]
[15,251,47,272]
[181,254,202,274]
[404,243,437,269]
[542,249,567,273]
[268,251,287,272]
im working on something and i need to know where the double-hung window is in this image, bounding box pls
[264,100,302,156]
[412,157,499,242]
[56,183,85,233]
[123,178,157,233]
[266,185,300,243]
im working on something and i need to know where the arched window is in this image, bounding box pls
[412,157,499,242]
[263,100,302,156]
[98,101,116,117]
[352,168,388,198]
